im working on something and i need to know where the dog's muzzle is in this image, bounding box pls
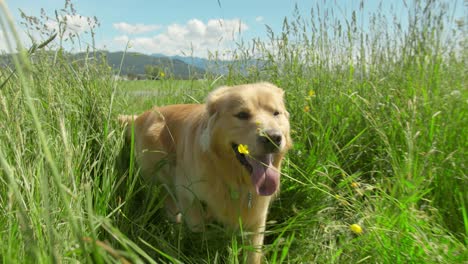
[231,143,280,196]
[257,129,282,153]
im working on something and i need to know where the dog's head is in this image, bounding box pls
[201,82,292,196]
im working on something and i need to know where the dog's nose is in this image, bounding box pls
[258,130,282,152]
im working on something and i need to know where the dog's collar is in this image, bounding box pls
[230,188,252,209]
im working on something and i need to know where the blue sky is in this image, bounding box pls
[1,0,465,57]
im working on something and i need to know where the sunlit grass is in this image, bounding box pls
[0,0,466,263]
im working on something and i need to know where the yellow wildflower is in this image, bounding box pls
[304,106,310,112]
[237,144,249,155]
[308,90,316,97]
[351,182,360,188]
[350,224,363,235]
[160,72,165,78]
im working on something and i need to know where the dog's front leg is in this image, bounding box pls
[246,218,267,264]
[247,224,265,264]
[175,185,205,232]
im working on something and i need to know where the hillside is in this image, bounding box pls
[82,51,206,79]
[0,50,265,79]
[151,53,264,75]
[0,51,207,79]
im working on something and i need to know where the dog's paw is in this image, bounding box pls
[175,212,182,224]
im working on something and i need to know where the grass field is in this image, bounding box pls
[1,0,467,263]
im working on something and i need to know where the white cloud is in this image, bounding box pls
[111,18,248,58]
[46,14,97,36]
[113,22,161,34]
[255,16,264,22]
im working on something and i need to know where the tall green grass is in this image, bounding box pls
[1,0,466,263]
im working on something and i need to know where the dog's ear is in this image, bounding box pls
[200,112,217,152]
[205,85,231,116]
[201,86,231,151]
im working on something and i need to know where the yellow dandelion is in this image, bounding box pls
[237,144,249,155]
[350,224,363,235]
[304,106,310,112]
[308,90,316,97]
[160,72,165,78]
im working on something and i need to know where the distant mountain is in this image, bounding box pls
[151,53,253,75]
[86,51,206,79]
[0,51,206,79]
[152,54,210,71]
[110,52,264,77]
[0,50,264,79]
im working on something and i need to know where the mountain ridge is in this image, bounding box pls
[0,50,260,79]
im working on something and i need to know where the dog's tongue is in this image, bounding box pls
[247,155,279,196]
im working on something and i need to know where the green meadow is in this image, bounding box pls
[0,1,466,263]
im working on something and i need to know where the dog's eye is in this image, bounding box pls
[234,111,251,120]
[273,111,280,116]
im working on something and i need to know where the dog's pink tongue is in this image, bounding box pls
[248,155,279,196]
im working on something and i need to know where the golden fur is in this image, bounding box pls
[119,82,292,263]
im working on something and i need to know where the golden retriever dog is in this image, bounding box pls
[119,82,292,263]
